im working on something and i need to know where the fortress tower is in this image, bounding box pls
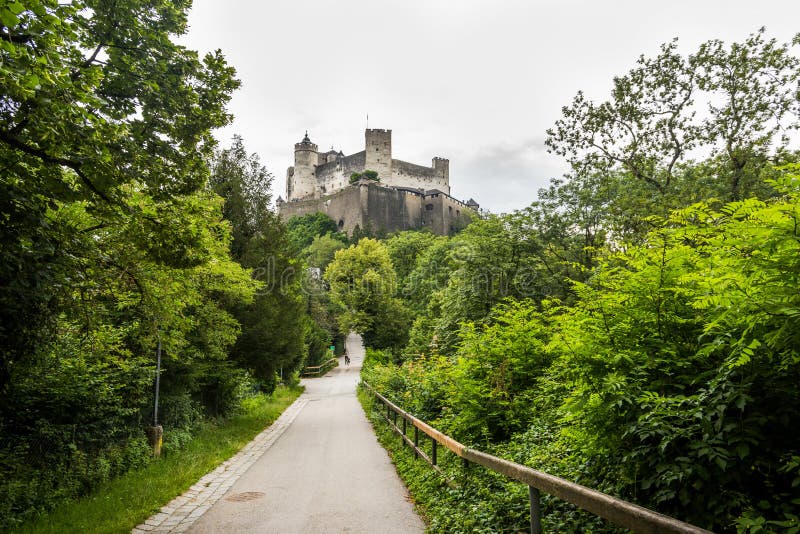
[287,132,318,200]
[433,157,449,184]
[364,129,392,181]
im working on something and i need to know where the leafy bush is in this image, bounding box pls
[349,170,380,184]
[362,169,800,532]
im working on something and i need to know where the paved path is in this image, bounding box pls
[134,333,424,533]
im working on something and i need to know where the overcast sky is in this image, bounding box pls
[181,1,800,213]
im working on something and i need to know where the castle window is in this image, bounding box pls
[456,210,460,216]
[338,219,344,229]
[425,204,434,211]
[448,206,452,213]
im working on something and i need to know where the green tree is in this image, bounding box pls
[546,39,698,197]
[546,30,800,240]
[403,235,455,313]
[209,137,307,393]
[431,213,571,352]
[384,229,438,288]
[304,233,346,271]
[447,300,556,444]
[0,188,258,527]
[286,212,345,251]
[210,135,274,259]
[324,238,410,350]
[0,0,238,392]
[349,169,380,183]
[693,29,800,199]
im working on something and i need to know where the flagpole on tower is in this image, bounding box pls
[366,113,369,129]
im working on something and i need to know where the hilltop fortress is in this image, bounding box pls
[278,129,478,236]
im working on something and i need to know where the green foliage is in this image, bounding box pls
[303,233,347,270]
[417,212,578,354]
[209,135,274,259]
[363,168,800,531]
[303,271,345,366]
[286,212,346,251]
[324,238,411,350]
[447,301,556,444]
[209,136,308,394]
[402,235,456,314]
[546,29,799,241]
[384,229,438,288]
[349,169,380,184]
[0,0,239,390]
[547,174,800,528]
[294,228,348,368]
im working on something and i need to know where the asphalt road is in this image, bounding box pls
[191,333,425,533]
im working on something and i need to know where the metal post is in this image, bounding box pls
[529,486,542,534]
[431,437,437,465]
[414,426,419,458]
[401,417,407,446]
[153,332,161,426]
[147,328,164,457]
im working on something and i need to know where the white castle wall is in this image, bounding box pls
[286,129,450,201]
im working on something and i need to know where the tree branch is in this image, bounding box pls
[83,43,105,68]
[0,29,34,44]
[0,129,112,202]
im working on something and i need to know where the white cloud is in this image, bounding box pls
[180,0,800,210]
[453,139,567,214]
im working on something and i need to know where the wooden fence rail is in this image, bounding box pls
[361,381,713,534]
[301,357,337,378]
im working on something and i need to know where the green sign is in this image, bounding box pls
[329,346,335,351]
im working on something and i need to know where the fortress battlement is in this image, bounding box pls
[280,128,478,236]
[285,129,450,201]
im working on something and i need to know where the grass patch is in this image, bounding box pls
[18,386,303,534]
